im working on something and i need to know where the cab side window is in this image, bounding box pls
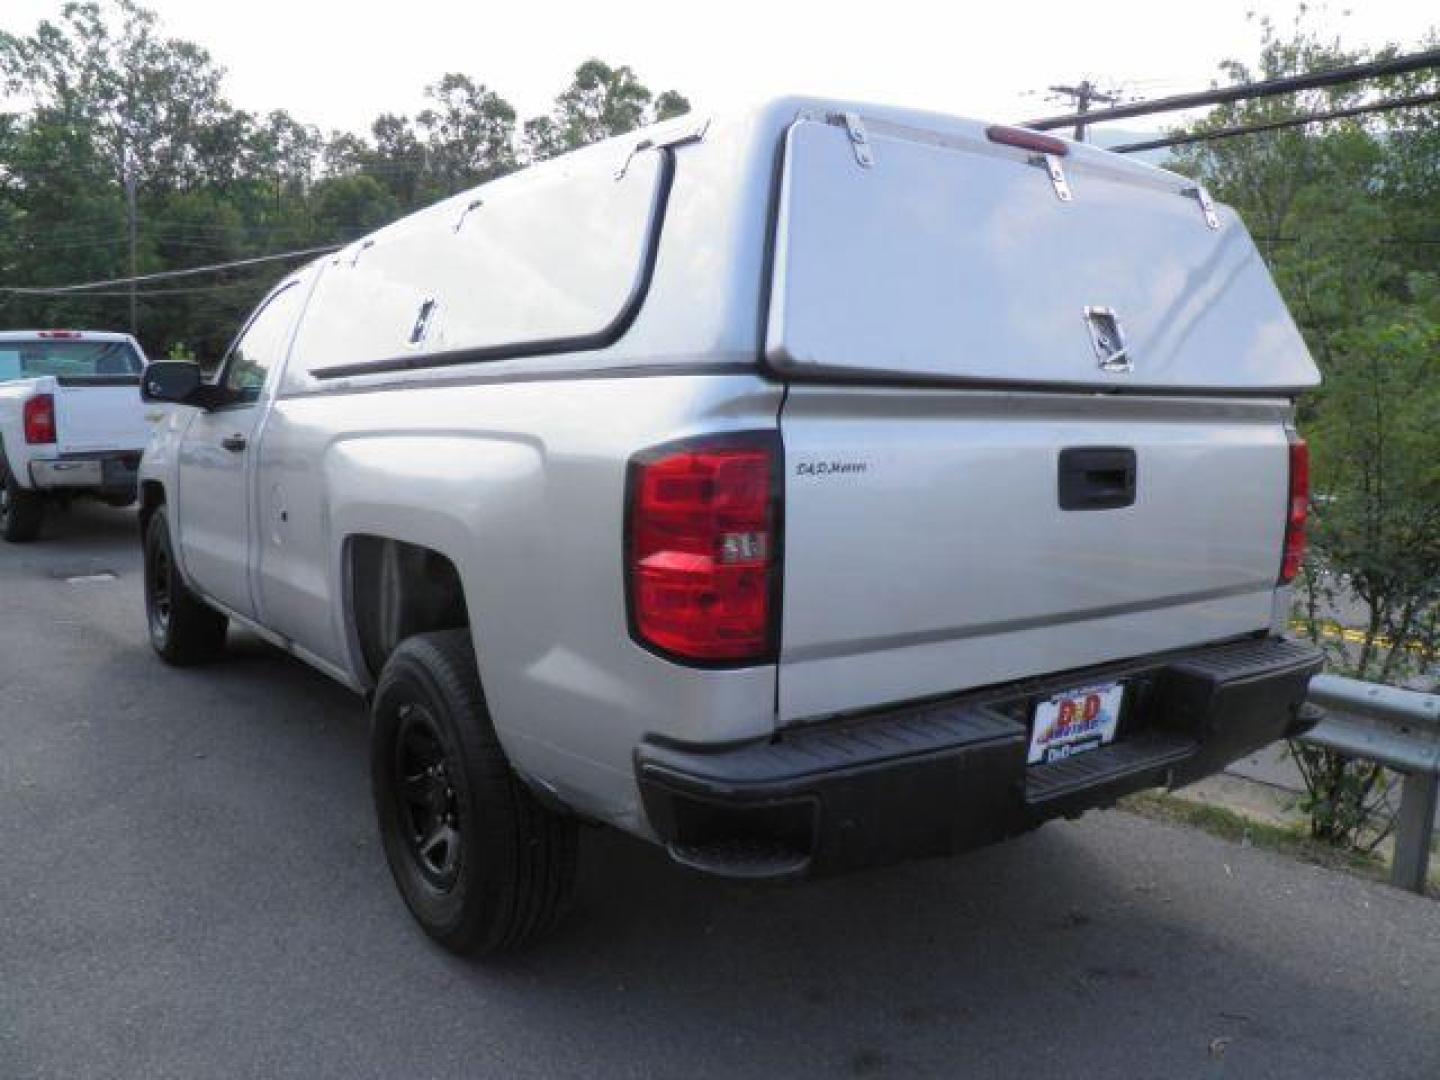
[223,283,304,403]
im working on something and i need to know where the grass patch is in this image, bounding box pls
[1120,790,1388,880]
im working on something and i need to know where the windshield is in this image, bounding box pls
[0,339,143,383]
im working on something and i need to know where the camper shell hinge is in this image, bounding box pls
[836,111,874,168]
[615,116,711,180]
[1183,184,1221,229]
[1031,153,1073,202]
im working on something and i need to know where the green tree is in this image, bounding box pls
[654,90,692,123]
[1,2,689,354]
[0,0,240,193]
[416,74,517,194]
[523,59,691,162]
[249,109,323,205]
[0,110,131,331]
[354,113,427,209]
[554,59,652,146]
[140,189,249,361]
[520,115,566,164]
[0,0,282,343]
[1170,12,1440,846]
[310,174,399,238]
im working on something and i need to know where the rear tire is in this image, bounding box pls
[0,465,44,543]
[144,506,228,664]
[371,629,578,956]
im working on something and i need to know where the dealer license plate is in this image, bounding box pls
[1027,682,1125,765]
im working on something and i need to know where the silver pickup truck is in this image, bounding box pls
[138,98,1323,955]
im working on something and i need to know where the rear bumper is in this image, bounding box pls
[29,451,141,498]
[636,635,1321,879]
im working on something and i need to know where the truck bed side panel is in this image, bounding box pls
[253,374,784,834]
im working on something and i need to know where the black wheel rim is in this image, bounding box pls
[147,539,172,637]
[393,702,464,892]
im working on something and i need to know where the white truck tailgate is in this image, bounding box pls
[53,382,155,454]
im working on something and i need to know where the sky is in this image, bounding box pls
[3,0,1437,138]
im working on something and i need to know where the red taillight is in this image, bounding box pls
[23,394,56,445]
[627,435,780,663]
[1279,433,1309,584]
[38,330,82,339]
[986,124,1069,157]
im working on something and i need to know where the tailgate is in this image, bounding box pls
[53,381,155,454]
[777,391,1292,723]
[765,112,1319,393]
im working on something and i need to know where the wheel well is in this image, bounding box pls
[349,536,470,682]
[139,481,166,540]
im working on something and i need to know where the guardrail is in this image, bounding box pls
[1300,675,1440,893]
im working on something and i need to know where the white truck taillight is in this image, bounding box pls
[626,434,781,664]
[23,393,56,445]
[1279,432,1309,584]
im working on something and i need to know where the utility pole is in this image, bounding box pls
[124,157,138,336]
[1047,80,1120,142]
[121,73,139,337]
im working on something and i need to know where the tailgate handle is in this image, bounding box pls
[1058,447,1136,511]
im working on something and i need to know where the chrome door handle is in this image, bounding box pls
[221,434,248,453]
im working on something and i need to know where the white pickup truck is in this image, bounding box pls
[0,330,153,541]
[137,98,1324,956]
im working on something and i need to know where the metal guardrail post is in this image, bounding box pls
[1393,772,1438,894]
[1302,674,1440,895]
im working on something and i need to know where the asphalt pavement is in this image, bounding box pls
[2,503,1438,1079]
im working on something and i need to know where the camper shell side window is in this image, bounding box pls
[284,146,672,388]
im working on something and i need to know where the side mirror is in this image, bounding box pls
[141,361,205,406]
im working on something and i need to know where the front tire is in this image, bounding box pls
[144,506,228,664]
[371,629,578,956]
[0,465,44,543]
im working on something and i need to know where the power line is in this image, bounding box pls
[1023,47,1440,131]
[1251,235,1440,246]
[0,243,341,295]
[2,228,364,255]
[0,280,276,299]
[5,236,132,251]
[0,224,363,247]
[1111,90,1440,153]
